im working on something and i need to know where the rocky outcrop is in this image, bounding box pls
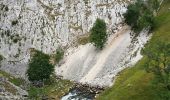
[0,77,28,100]
[0,0,130,78]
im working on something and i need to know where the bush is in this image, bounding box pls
[144,41,170,87]
[28,86,42,99]
[90,18,107,49]
[27,50,54,83]
[11,20,18,26]
[55,48,64,63]
[136,10,154,32]
[147,0,160,11]
[0,54,3,62]
[124,0,155,33]
[13,38,19,43]
[124,2,140,27]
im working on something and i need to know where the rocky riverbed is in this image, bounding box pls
[61,82,104,100]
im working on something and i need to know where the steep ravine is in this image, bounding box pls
[0,0,150,89]
[0,0,130,79]
[0,0,154,99]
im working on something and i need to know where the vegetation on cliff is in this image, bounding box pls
[123,0,159,33]
[27,50,54,83]
[90,18,107,49]
[28,77,74,99]
[97,0,170,99]
[144,41,170,90]
[26,49,74,99]
[55,48,64,64]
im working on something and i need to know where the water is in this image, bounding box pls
[61,89,96,100]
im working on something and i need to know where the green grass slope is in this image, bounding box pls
[97,0,170,100]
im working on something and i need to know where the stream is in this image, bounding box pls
[61,85,104,100]
[61,89,96,100]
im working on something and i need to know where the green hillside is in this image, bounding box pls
[97,0,170,100]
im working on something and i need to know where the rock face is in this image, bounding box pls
[0,0,130,78]
[0,77,28,100]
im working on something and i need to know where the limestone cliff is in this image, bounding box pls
[0,0,130,78]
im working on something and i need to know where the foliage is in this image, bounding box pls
[90,18,107,49]
[28,76,74,100]
[124,0,156,33]
[28,86,41,99]
[55,48,64,63]
[144,41,170,88]
[11,20,18,26]
[137,10,155,31]
[147,0,160,11]
[0,70,25,86]
[0,54,3,62]
[27,50,54,82]
[123,2,140,27]
[13,38,19,43]
[98,0,170,99]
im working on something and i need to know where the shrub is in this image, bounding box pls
[144,41,170,87]
[0,54,3,62]
[136,10,154,32]
[13,38,19,43]
[11,20,18,26]
[147,0,160,11]
[27,50,54,83]
[55,48,64,63]
[124,0,155,33]
[90,18,107,49]
[124,2,140,27]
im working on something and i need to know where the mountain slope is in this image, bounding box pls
[97,0,170,100]
[0,0,129,78]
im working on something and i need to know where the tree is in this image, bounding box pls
[144,41,170,89]
[123,0,155,33]
[27,50,54,83]
[123,2,140,27]
[90,18,107,49]
[136,10,154,31]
